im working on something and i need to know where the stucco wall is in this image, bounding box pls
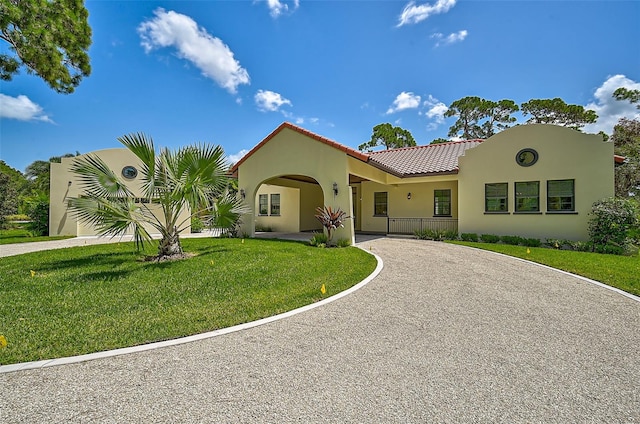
[254,185,300,233]
[359,180,459,233]
[50,148,191,237]
[457,124,614,241]
[237,127,352,240]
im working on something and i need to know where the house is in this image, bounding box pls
[49,148,192,237]
[231,122,615,243]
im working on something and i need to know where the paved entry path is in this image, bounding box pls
[1,238,639,423]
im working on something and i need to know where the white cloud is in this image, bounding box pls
[397,0,457,27]
[431,30,468,47]
[0,94,53,123]
[228,149,249,165]
[260,0,300,18]
[386,91,421,114]
[255,89,292,112]
[138,8,250,94]
[583,74,640,135]
[422,95,448,130]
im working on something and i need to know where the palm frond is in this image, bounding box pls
[69,154,133,199]
[68,196,154,249]
[118,133,157,198]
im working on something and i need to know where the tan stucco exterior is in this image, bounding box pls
[49,148,191,237]
[458,124,614,240]
[235,122,615,242]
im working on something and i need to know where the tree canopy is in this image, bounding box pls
[520,98,597,130]
[612,118,640,197]
[0,0,92,93]
[444,96,519,139]
[358,123,416,152]
[613,87,640,110]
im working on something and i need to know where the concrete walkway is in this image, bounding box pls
[1,237,639,423]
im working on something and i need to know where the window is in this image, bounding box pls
[485,183,508,212]
[434,189,451,216]
[270,194,280,216]
[259,194,268,215]
[515,181,539,212]
[547,179,575,212]
[374,192,388,216]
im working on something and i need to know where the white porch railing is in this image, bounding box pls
[387,217,458,235]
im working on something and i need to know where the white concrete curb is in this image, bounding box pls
[0,246,383,374]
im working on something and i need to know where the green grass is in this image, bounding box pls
[450,241,640,297]
[0,229,74,245]
[0,238,377,365]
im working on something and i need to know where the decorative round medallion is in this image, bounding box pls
[515,148,538,167]
[121,165,138,179]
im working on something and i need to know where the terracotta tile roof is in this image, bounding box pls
[230,122,369,172]
[368,140,483,177]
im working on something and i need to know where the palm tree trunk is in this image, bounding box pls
[158,227,183,257]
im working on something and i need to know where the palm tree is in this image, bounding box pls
[68,133,244,259]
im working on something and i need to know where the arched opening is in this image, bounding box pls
[250,175,325,235]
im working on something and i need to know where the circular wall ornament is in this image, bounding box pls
[121,165,138,179]
[515,148,538,167]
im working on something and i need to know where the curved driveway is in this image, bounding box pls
[1,237,639,423]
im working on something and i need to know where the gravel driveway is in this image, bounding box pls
[1,237,639,423]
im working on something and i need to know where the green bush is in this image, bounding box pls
[588,198,638,254]
[501,235,524,245]
[27,200,49,236]
[414,229,457,241]
[480,234,500,243]
[191,216,204,233]
[309,232,328,247]
[460,233,478,242]
[336,238,351,248]
[523,238,541,247]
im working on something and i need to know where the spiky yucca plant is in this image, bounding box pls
[68,133,245,259]
[314,206,347,243]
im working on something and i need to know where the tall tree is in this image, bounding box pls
[520,98,597,130]
[480,99,519,138]
[68,133,246,259]
[0,170,18,226]
[0,0,92,94]
[25,153,77,194]
[444,96,518,139]
[613,87,640,110]
[611,118,640,197]
[358,123,416,152]
[444,96,485,139]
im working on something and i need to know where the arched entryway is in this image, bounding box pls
[250,174,325,235]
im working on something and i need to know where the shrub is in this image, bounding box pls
[414,229,434,240]
[314,206,346,242]
[255,224,273,232]
[414,229,458,241]
[27,200,49,236]
[309,232,328,247]
[523,238,541,247]
[460,233,478,242]
[588,198,638,253]
[336,238,351,248]
[501,235,524,245]
[545,238,565,249]
[480,234,500,243]
[191,216,204,233]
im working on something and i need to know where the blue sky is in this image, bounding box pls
[1,0,639,173]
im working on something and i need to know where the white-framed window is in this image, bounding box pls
[270,194,280,216]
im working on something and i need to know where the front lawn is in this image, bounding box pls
[0,238,377,365]
[451,241,640,297]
